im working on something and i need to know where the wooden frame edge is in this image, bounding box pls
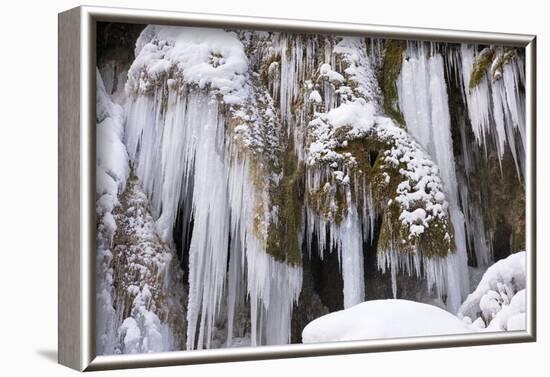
[58,6,82,371]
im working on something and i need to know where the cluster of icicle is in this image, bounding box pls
[459,45,526,265]
[397,43,470,311]
[459,46,526,176]
[406,41,525,256]
[397,41,525,309]
[96,69,185,355]
[125,26,303,349]
[303,38,458,311]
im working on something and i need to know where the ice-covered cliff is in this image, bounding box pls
[95,23,526,353]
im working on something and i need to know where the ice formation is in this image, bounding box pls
[95,24,527,353]
[125,26,304,348]
[96,71,184,354]
[459,45,525,176]
[397,43,470,312]
[305,39,457,308]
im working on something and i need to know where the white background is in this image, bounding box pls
[0,0,545,375]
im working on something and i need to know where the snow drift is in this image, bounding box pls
[302,299,473,343]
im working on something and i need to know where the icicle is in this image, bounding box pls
[331,207,365,308]
[459,44,525,178]
[377,248,448,303]
[225,215,244,347]
[459,45,492,150]
[226,157,304,346]
[279,34,300,131]
[304,166,366,308]
[124,26,307,349]
[397,43,470,312]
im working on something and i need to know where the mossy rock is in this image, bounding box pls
[469,47,495,91]
[381,40,406,126]
[266,145,304,265]
[491,48,518,81]
[313,135,455,259]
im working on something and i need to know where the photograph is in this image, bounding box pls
[95,22,528,355]
[2,0,547,376]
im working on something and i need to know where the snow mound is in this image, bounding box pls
[458,251,526,331]
[302,299,472,343]
[127,25,249,105]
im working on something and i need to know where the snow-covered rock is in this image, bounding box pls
[95,70,130,355]
[127,25,250,105]
[96,69,185,355]
[458,251,526,331]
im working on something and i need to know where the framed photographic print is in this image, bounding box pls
[58,5,536,371]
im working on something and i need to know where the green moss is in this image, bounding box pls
[307,181,348,225]
[375,195,454,258]
[226,79,305,266]
[266,145,304,265]
[111,168,185,337]
[469,47,495,91]
[378,208,416,254]
[259,54,281,88]
[381,40,406,126]
[478,143,526,254]
[161,89,169,114]
[511,222,525,252]
[502,49,517,66]
[418,214,455,257]
[491,48,518,80]
[331,136,454,258]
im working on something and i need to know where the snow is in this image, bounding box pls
[458,252,526,330]
[333,37,382,108]
[309,89,322,103]
[303,249,528,343]
[97,68,183,355]
[307,100,452,247]
[119,318,141,354]
[123,285,174,353]
[302,300,473,343]
[127,25,250,105]
[319,63,345,83]
[96,70,129,200]
[485,289,526,331]
[308,99,376,159]
[95,70,130,355]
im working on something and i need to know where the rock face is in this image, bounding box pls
[96,22,146,101]
[95,71,185,353]
[95,23,526,354]
[111,173,186,354]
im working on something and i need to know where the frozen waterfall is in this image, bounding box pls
[95,24,527,353]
